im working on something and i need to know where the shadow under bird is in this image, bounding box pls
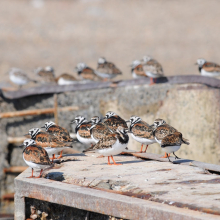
[130,60,148,79]
[103,111,128,132]
[195,58,220,77]
[152,119,189,161]
[95,57,122,80]
[126,116,156,153]
[83,126,129,165]
[21,139,53,178]
[71,116,96,147]
[8,67,37,88]
[75,62,101,81]
[27,128,73,161]
[141,55,164,85]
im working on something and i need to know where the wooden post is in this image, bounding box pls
[54,94,58,125]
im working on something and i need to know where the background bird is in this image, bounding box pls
[35,66,56,84]
[56,73,78,85]
[130,60,148,79]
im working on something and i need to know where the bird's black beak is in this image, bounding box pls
[103,116,106,120]
[24,133,29,136]
[41,126,45,128]
[70,121,75,124]
[125,120,130,123]
[195,63,198,65]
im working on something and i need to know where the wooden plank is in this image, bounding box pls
[122,151,220,173]
[7,136,26,144]
[2,75,220,99]
[0,106,80,119]
[53,94,58,125]
[4,166,27,174]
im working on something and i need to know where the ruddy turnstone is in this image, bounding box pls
[9,68,37,88]
[76,63,100,81]
[83,126,129,165]
[42,121,74,142]
[27,128,72,160]
[103,111,128,132]
[71,116,96,146]
[195,58,220,77]
[130,60,148,79]
[21,139,52,178]
[95,57,122,80]
[35,66,56,83]
[126,116,156,153]
[141,55,164,85]
[152,119,189,158]
[161,132,190,162]
[89,116,113,143]
[56,73,77,85]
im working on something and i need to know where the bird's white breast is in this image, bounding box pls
[77,132,96,145]
[131,133,156,145]
[161,145,181,153]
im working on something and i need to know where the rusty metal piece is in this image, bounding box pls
[4,166,28,174]
[2,193,14,201]
[0,105,80,119]
[178,178,220,184]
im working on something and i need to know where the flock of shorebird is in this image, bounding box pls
[8,56,220,88]
[21,111,190,178]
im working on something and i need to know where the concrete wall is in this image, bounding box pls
[1,82,220,212]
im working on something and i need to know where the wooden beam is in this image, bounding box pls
[54,94,58,125]
[0,106,80,119]
[7,136,27,144]
[4,166,28,174]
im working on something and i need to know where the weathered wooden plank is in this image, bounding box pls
[2,75,220,99]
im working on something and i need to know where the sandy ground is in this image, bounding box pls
[0,0,220,85]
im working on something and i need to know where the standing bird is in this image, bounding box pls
[83,126,129,165]
[89,116,113,144]
[95,57,122,80]
[152,119,189,159]
[8,68,37,88]
[21,139,52,178]
[141,56,164,85]
[75,63,101,81]
[103,111,128,132]
[195,58,220,77]
[56,73,78,85]
[41,121,74,142]
[130,60,148,79]
[161,132,190,162]
[126,116,156,153]
[71,116,96,147]
[35,66,56,84]
[27,128,72,160]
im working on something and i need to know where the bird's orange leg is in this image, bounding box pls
[138,144,144,153]
[108,156,113,165]
[57,151,63,159]
[50,154,56,162]
[160,153,171,158]
[111,155,122,165]
[35,169,43,178]
[150,78,155,85]
[27,168,35,178]
[143,145,149,153]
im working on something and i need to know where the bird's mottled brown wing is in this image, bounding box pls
[84,133,117,152]
[34,132,71,148]
[23,145,52,165]
[132,121,154,140]
[97,62,121,75]
[57,73,77,81]
[37,71,56,83]
[48,125,73,142]
[92,123,112,140]
[134,65,147,77]
[203,62,220,72]
[144,59,163,75]
[161,132,182,147]
[104,116,128,132]
[81,67,98,80]
[78,123,92,139]
[154,124,177,141]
